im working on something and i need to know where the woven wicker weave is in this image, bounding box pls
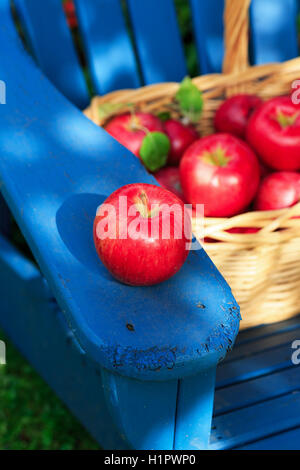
[84,0,300,329]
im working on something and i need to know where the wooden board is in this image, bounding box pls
[127,0,187,84]
[74,0,140,94]
[211,314,300,450]
[14,0,89,108]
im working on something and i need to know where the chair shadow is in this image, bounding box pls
[56,192,111,279]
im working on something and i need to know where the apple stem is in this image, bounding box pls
[202,146,230,167]
[134,191,160,218]
[275,110,299,128]
[139,191,148,209]
[128,109,150,134]
[134,191,150,218]
[129,120,149,135]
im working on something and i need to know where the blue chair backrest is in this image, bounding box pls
[12,0,300,108]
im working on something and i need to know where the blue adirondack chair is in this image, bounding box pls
[0,0,299,450]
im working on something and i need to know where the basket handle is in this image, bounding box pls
[222,0,251,74]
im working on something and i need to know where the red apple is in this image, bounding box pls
[254,171,300,211]
[154,167,184,201]
[227,227,259,234]
[105,112,164,158]
[246,96,300,171]
[63,0,77,28]
[214,94,262,139]
[180,133,260,217]
[203,226,260,242]
[93,183,191,286]
[163,119,199,165]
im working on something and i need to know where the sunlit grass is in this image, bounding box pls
[0,329,100,450]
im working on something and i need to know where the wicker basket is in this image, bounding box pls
[84,0,300,330]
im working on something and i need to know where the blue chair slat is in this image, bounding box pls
[215,366,299,417]
[211,389,300,450]
[250,0,299,64]
[13,0,89,108]
[0,0,240,383]
[101,370,178,450]
[189,0,224,74]
[238,426,300,450]
[222,324,300,364]
[126,0,187,84]
[216,343,292,389]
[234,315,300,346]
[174,367,216,450]
[74,0,140,95]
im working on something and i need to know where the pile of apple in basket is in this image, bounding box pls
[92,78,300,296]
[98,77,300,224]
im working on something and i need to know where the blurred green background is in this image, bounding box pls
[0,329,99,450]
[1,0,300,451]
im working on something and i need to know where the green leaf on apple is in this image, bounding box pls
[98,102,133,121]
[140,132,170,172]
[175,76,203,123]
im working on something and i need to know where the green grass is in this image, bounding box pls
[0,329,100,450]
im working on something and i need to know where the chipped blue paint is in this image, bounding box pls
[98,294,240,380]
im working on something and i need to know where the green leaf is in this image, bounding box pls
[98,102,133,121]
[140,132,170,172]
[157,111,171,122]
[175,76,203,123]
